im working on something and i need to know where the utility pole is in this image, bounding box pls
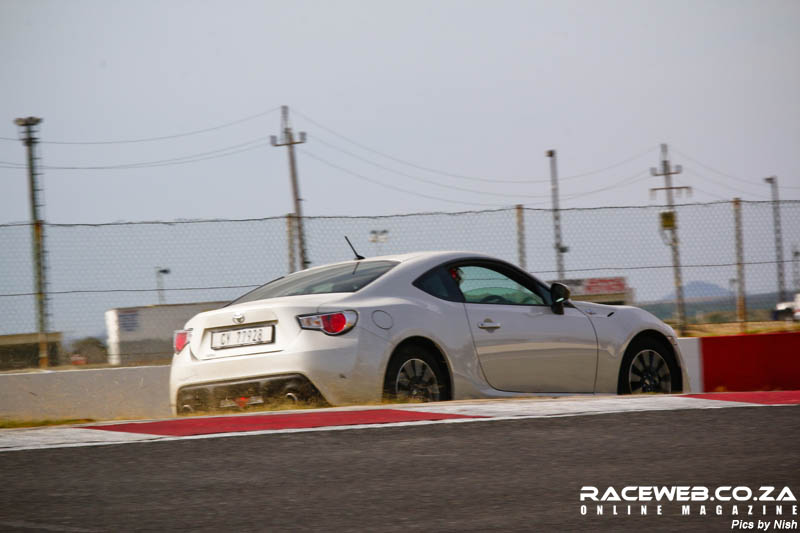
[792,245,799,294]
[271,106,309,270]
[650,143,690,336]
[546,150,567,280]
[764,176,787,302]
[15,116,49,368]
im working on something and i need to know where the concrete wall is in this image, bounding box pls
[0,366,171,421]
[1,333,796,421]
[700,332,800,392]
[106,301,226,365]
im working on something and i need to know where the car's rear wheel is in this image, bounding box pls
[619,336,679,394]
[384,343,449,402]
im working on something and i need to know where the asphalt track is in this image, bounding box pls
[0,405,798,532]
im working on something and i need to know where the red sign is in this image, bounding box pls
[582,277,627,295]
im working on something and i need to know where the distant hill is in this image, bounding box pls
[640,291,782,322]
[662,281,731,301]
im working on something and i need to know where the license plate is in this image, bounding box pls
[211,325,274,349]
[219,395,265,409]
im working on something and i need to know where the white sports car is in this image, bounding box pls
[170,251,687,414]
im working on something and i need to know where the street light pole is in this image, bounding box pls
[546,150,567,280]
[764,176,787,302]
[369,230,389,255]
[15,116,49,368]
[156,267,170,304]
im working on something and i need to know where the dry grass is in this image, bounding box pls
[0,418,96,429]
[684,320,800,337]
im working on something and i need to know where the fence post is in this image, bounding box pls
[733,198,747,333]
[515,205,526,270]
[286,214,296,273]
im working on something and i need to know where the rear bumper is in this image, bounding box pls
[175,373,326,415]
[169,327,392,414]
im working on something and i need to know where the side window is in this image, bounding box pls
[456,265,545,306]
[413,267,463,302]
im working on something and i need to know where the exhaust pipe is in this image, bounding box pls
[285,392,300,403]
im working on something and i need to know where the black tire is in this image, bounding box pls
[618,336,680,394]
[383,343,449,402]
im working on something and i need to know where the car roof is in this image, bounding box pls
[298,251,497,273]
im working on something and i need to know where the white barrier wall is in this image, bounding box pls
[106,301,226,365]
[677,337,703,393]
[0,366,171,420]
[0,339,708,421]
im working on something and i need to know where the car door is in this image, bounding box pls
[455,262,598,393]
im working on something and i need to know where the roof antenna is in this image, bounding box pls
[345,236,365,260]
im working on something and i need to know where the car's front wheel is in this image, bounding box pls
[383,343,449,402]
[619,337,680,394]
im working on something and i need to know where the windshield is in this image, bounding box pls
[231,260,398,305]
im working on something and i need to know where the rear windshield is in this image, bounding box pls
[231,260,398,305]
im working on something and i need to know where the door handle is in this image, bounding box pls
[478,320,501,330]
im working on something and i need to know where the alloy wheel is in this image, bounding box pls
[628,349,672,393]
[395,358,441,401]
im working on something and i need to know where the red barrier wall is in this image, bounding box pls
[701,332,800,392]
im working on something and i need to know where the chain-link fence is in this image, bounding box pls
[1,200,799,366]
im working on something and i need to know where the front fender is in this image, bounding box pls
[576,303,684,393]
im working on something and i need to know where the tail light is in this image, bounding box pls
[174,329,192,353]
[297,311,358,335]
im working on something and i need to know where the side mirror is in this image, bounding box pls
[550,282,571,315]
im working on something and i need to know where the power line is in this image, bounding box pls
[689,185,730,201]
[300,148,508,207]
[552,147,660,181]
[673,147,800,190]
[313,135,658,201]
[0,107,280,145]
[312,136,552,199]
[110,142,269,169]
[671,147,757,184]
[682,169,772,199]
[294,108,657,184]
[301,148,655,207]
[560,170,650,203]
[2,137,271,170]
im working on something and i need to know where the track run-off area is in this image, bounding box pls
[0,390,798,452]
[1,391,798,531]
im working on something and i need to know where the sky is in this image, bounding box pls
[1,0,800,342]
[1,0,799,224]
